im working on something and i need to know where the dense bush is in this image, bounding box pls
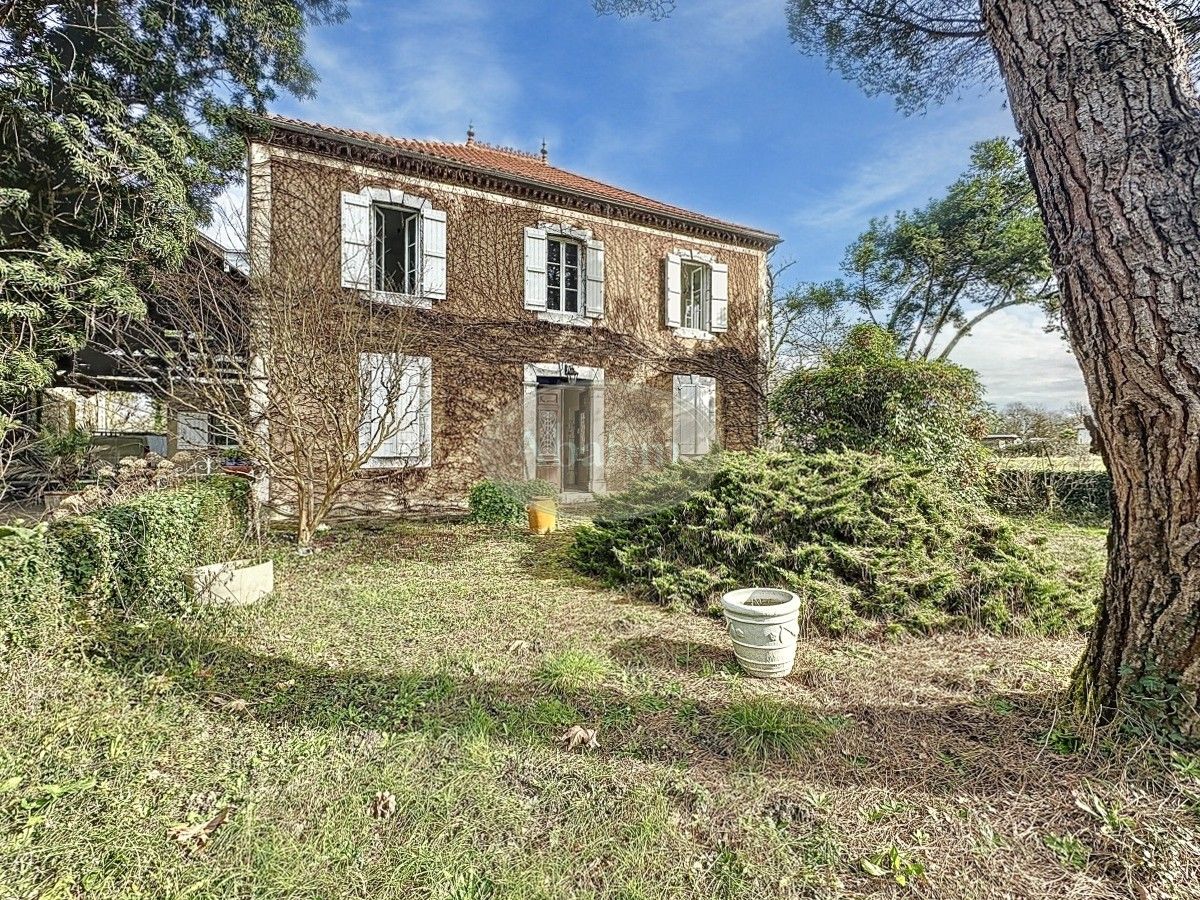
[49,516,118,606]
[94,477,250,613]
[0,523,70,649]
[1,478,250,647]
[990,467,1111,521]
[571,450,1093,636]
[770,325,989,486]
[468,479,557,525]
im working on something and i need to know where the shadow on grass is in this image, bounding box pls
[98,618,1095,795]
[611,635,741,676]
[510,527,627,594]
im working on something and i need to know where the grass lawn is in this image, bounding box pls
[3,518,1199,898]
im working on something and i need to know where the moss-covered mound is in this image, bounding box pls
[570,451,1093,635]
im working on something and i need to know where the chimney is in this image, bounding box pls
[466,122,476,145]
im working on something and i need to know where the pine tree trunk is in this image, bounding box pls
[983,0,1200,741]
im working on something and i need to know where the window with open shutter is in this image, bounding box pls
[360,354,432,468]
[524,227,548,310]
[666,250,727,337]
[421,207,447,300]
[341,191,372,290]
[344,188,447,305]
[177,412,209,451]
[673,375,717,461]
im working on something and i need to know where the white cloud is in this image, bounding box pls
[945,306,1088,409]
[293,0,520,142]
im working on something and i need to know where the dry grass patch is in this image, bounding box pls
[3,518,1199,899]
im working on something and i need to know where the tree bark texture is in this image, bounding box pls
[983,0,1200,740]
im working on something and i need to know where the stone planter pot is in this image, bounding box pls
[527,495,558,534]
[186,558,274,607]
[720,588,802,678]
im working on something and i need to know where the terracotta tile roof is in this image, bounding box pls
[259,113,780,246]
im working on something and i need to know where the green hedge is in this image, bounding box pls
[49,516,117,607]
[989,468,1111,520]
[93,477,250,613]
[0,523,70,649]
[1,478,250,648]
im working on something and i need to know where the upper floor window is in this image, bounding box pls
[375,204,420,295]
[664,249,729,338]
[680,260,711,333]
[341,188,447,306]
[524,225,605,323]
[547,236,582,314]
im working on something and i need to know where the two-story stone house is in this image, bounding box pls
[243,114,779,510]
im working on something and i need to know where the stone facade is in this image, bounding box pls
[247,118,778,512]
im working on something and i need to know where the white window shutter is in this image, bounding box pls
[664,252,682,327]
[421,207,447,301]
[177,412,209,450]
[359,353,395,459]
[709,262,729,333]
[585,239,605,318]
[360,354,432,468]
[393,358,424,459]
[672,376,717,460]
[524,226,547,310]
[695,377,717,453]
[341,191,372,290]
[418,358,432,467]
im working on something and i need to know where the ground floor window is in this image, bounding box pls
[360,353,433,468]
[673,374,717,460]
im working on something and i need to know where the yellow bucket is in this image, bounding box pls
[527,496,558,534]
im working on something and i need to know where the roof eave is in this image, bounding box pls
[248,115,782,249]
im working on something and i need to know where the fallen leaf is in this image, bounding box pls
[859,858,887,878]
[507,640,534,654]
[275,679,296,691]
[370,791,397,820]
[211,697,249,713]
[169,807,230,850]
[559,725,599,751]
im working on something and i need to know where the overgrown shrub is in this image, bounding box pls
[570,450,1093,635]
[990,468,1111,521]
[770,325,989,486]
[0,478,250,654]
[49,516,118,606]
[94,476,250,613]
[468,479,557,525]
[0,523,69,649]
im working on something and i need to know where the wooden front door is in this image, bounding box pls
[535,389,562,487]
[535,385,593,492]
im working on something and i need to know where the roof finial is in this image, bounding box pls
[539,138,548,164]
[466,122,476,145]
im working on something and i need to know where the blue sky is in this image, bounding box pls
[214,0,1087,409]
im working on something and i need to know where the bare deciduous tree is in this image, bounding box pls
[107,176,428,548]
[765,260,850,385]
